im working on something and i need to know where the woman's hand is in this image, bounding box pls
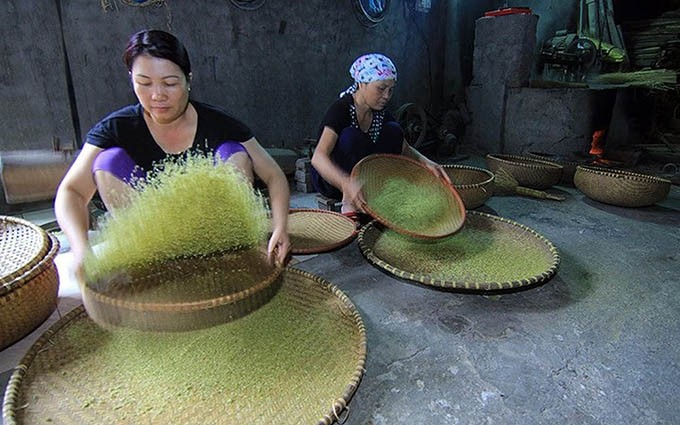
[70,245,93,287]
[341,176,366,214]
[421,158,452,185]
[267,226,291,268]
[402,141,452,185]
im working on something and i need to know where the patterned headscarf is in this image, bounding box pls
[339,53,397,98]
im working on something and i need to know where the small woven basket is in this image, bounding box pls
[526,152,585,186]
[574,165,671,207]
[486,153,563,189]
[442,164,495,209]
[1,216,60,350]
[351,154,466,239]
[287,208,357,254]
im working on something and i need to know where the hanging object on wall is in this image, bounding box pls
[352,0,389,27]
[229,0,266,11]
[101,0,165,10]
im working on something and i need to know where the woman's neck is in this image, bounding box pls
[352,94,373,132]
[145,102,197,154]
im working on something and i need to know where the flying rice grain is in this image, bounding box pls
[83,153,270,282]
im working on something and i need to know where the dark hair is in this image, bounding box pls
[123,30,191,79]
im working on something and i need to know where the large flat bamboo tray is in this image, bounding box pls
[3,268,367,425]
[358,211,560,292]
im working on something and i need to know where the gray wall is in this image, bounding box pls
[444,0,579,102]
[0,1,75,151]
[1,0,446,152]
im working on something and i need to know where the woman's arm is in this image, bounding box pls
[311,126,365,211]
[401,141,451,183]
[54,144,102,275]
[242,138,290,266]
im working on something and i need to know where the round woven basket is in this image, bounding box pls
[81,247,283,332]
[526,152,585,186]
[288,208,357,254]
[3,268,367,425]
[442,164,495,209]
[357,211,560,292]
[351,154,466,239]
[574,165,671,207]
[1,216,60,350]
[486,153,564,189]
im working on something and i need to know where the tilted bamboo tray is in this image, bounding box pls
[1,216,60,350]
[3,268,367,425]
[358,211,560,292]
[574,165,671,207]
[442,164,495,209]
[351,154,466,239]
[81,247,283,332]
[486,153,564,190]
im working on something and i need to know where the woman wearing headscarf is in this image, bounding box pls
[311,53,449,216]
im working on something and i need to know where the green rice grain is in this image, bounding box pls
[84,153,269,282]
[16,277,361,425]
[369,177,451,232]
[371,218,555,284]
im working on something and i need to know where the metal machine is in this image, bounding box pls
[540,0,627,81]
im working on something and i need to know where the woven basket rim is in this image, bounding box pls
[288,208,357,254]
[486,153,564,171]
[357,211,561,292]
[0,216,51,287]
[442,164,495,189]
[575,164,672,184]
[2,267,367,425]
[0,233,59,297]
[351,153,467,239]
[526,151,584,166]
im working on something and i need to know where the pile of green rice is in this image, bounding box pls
[369,177,451,232]
[84,153,269,282]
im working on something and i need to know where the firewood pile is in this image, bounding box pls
[622,9,680,70]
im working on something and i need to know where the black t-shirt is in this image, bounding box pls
[318,94,396,139]
[86,101,253,172]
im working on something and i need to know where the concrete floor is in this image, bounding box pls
[2,157,679,424]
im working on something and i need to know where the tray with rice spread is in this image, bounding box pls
[3,268,367,425]
[358,211,560,292]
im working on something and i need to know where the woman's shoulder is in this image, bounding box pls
[324,94,352,116]
[89,104,143,135]
[193,101,249,125]
[192,101,253,141]
[334,94,353,107]
[192,101,237,119]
